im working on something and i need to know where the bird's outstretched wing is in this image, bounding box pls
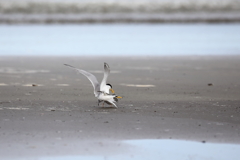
[64,64,100,97]
[100,62,110,91]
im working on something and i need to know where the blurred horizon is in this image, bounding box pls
[0,0,240,24]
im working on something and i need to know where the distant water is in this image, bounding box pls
[0,24,240,56]
[0,0,240,23]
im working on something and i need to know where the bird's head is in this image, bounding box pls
[106,83,115,94]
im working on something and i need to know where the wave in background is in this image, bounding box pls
[0,0,240,23]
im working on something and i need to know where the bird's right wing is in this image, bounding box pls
[100,62,110,91]
[64,64,100,97]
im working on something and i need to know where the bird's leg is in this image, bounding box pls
[102,101,105,107]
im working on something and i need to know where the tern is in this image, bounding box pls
[64,63,122,108]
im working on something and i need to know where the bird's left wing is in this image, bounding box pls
[64,64,100,97]
[106,101,118,108]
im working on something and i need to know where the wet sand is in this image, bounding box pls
[0,56,240,158]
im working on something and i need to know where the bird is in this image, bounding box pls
[98,91,122,108]
[64,62,122,108]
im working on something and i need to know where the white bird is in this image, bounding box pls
[98,91,121,108]
[64,62,122,108]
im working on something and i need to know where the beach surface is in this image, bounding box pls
[0,56,240,159]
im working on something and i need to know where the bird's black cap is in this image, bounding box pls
[106,83,112,88]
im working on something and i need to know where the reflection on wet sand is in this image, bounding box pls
[40,139,240,160]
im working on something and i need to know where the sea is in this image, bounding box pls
[0,23,240,56]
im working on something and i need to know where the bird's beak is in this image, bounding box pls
[110,88,115,94]
[116,96,122,99]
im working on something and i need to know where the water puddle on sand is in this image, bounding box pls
[89,70,121,74]
[120,83,155,87]
[40,139,240,160]
[0,68,49,74]
[56,84,70,86]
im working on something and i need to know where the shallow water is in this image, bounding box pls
[39,139,240,160]
[0,24,240,56]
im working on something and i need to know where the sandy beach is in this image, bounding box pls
[0,56,240,159]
